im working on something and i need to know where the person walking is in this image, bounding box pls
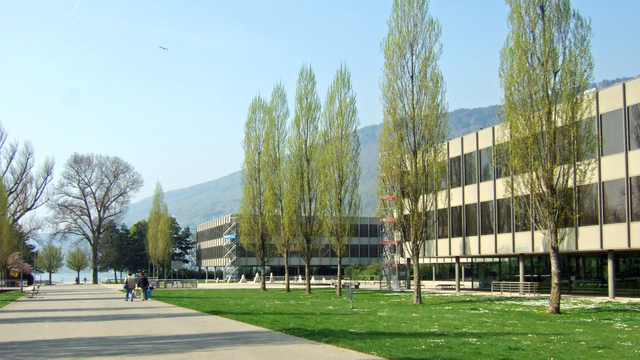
[137,272,150,301]
[124,273,137,302]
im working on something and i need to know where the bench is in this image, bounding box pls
[26,285,40,298]
[334,282,359,289]
[435,283,464,290]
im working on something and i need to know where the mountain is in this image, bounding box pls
[124,76,632,228]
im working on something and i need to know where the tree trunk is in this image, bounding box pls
[113,270,118,283]
[413,254,421,305]
[284,253,290,293]
[336,256,342,297]
[548,226,561,314]
[77,270,81,284]
[305,262,311,295]
[261,264,266,291]
[92,244,99,284]
[49,272,52,285]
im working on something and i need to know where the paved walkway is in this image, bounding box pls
[0,284,381,360]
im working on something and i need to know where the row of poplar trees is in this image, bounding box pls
[240,64,361,296]
[378,0,595,313]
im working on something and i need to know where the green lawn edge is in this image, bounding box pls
[150,288,640,360]
[0,290,25,310]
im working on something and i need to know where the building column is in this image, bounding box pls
[205,267,209,283]
[519,254,525,295]
[608,251,616,300]
[455,257,460,294]
[406,258,411,290]
[433,265,436,282]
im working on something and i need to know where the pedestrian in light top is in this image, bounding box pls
[124,273,137,302]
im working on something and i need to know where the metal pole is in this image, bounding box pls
[20,240,24,292]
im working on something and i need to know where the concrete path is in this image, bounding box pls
[0,284,382,360]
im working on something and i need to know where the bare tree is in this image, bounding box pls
[49,153,144,284]
[0,124,54,238]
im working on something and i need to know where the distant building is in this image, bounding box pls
[196,214,382,278]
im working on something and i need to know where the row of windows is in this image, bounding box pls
[601,103,640,156]
[199,222,380,242]
[443,101,640,190]
[198,244,381,261]
[428,175,640,239]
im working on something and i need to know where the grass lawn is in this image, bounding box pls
[151,288,640,360]
[0,290,25,310]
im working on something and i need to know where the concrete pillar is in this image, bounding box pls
[205,267,209,283]
[608,251,616,300]
[455,257,460,294]
[519,254,525,295]
[432,265,436,282]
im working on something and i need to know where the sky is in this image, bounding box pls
[1,1,639,204]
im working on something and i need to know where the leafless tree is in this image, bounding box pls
[0,124,54,238]
[49,153,143,284]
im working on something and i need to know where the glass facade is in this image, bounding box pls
[497,198,512,234]
[514,195,531,232]
[495,142,510,179]
[465,203,478,237]
[437,208,448,239]
[450,156,462,188]
[464,151,477,185]
[603,179,626,224]
[481,200,495,235]
[451,206,463,238]
[480,147,493,182]
[578,183,599,226]
[629,104,640,151]
[632,176,640,222]
[601,109,624,156]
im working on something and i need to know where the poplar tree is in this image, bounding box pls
[37,242,64,285]
[320,65,361,296]
[147,182,172,279]
[286,64,323,295]
[264,83,291,292]
[239,95,273,291]
[499,0,596,314]
[0,182,18,284]
[378,0,449,305]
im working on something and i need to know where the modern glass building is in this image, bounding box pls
[418,77,640,298]
[196,215,382,278]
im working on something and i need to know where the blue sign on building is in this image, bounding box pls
[223,234,236,239]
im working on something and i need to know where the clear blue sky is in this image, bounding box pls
[1,1,638,203]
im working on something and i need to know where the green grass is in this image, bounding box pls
[0,290,24,309]
[152,288,640,359]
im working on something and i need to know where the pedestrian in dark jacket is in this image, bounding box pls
[137,272,150,301]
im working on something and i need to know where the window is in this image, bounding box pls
[603,179,626,224]
[321,244,331,258]
[495,142,510,179]
[350,224,358,237]
[629,104,640,151]
[437,208,449,238]
[514,195,531,232]
[451,206,463,238]
[369,224,379,238]
[349,244,359,258]
[578,184,599,226]
[556,126,574,166]
[480,147,493,182]
[481,201,494,235]
[439,161,449,190]
[578,117,598,161]
[360,245,369,258]
[369,245,379,258]
[426,210,436,240]
[601,109,624,156]
[465,204,477,237]
[497,198,512,233]
[450,156,462,188]
[464,151,477,185]
[359,224,369,237]
[631,176,640,222]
